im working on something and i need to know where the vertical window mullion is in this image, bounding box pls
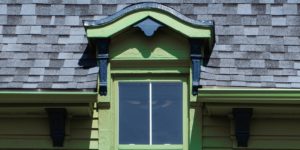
[149,82,152,145]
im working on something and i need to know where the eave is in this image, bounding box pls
[0,91,97,103]
[198,88,300,104]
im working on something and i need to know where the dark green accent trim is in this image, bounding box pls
[134,17,163,37]
[233,108,253,147]
[93,38,110,96]
[189,39,203,95]
[46,108,67,147]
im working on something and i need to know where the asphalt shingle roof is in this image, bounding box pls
[0,0,300,90]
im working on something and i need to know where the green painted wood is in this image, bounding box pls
[86,10,211,38]
[198,88,300,104]
[189,108,202,150]
[119,145,182,150]
[203,126,230,137]
[111,77,189,150]
[202,137,232,148]
[249,119,300,136]
[0,138,98,149]
[235,138,300,149]
[110,28,190,61]
[202,115,232,149]
[0,91,97,103]
[205,103,300,116]
[0,107,98,149]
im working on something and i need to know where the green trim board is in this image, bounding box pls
[0,91,97,103]
[112,76,189,150]
[198,88,300,104]
[85,10,211,38]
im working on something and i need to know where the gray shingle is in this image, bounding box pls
[27,75,43,82]
[244,26,259,35]
[283,4,298,14]
[7,15,22,25]
[287,46,300,52]
[252,4,266,14]
[33,60,50,67]
[13,76,28,82]
[7,4,21,15]
[287,16,300,25]
[257,15,271,25]
[288,27,300,36]
[0,4,7,14]
[102,4,117,15]
[208,3,223,14]
[58,75,74,81]
[2,26,16,34]
[271,4,283,15]
[16,26,31,34]
[65,16,80,25]
[36,16,52,25]
[29,68,45,75]
[237,4,251,14]
[50,4,65,15]
[20,4,36,15]
[59,68,75,75]
[21,16,37,25]
[23,83,38,88]
[0,76,13,82]
[30,26,41,34]
[17,35,32,43]
[7,82,23,88]
[250,60,266,68]
[194,4,208,14]
[36,4,51,15]
[0,68,16,75]
[2,35,17,43]
[0,16,7,24]
[89,4,102,14]
[0,1,300,90]
[54,16,65,25]
[272,16,286,26]
[225,15,241,25]
[279,61,293,68]
[63,60,79,67]
[180,4,194,14]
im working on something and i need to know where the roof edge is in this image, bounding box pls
[83,2,214,28]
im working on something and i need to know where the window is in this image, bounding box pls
[119,82,183,145]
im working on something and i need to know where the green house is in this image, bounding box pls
[1,1,300,150]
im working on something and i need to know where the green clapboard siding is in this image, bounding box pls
[202,115,232,149]
[0,108,98,149]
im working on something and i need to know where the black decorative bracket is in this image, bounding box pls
[189,39,203,95]
[232,108,253,147]
[134,18,163,37]
[93,38,110,96]
[46,108,67,147]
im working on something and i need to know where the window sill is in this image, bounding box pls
[119,144,183,150]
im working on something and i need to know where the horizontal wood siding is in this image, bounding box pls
[0,108,98,150]
[233,118,300,149]
[203,114,232,150]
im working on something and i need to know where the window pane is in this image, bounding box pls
[152,82,183,144]
[119,82,149,144]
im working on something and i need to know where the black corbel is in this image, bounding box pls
[134,18,163,37]
[46,108,67,147]
[189,39,203,95]
[93,38,110,96]
[232,108,253,147]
